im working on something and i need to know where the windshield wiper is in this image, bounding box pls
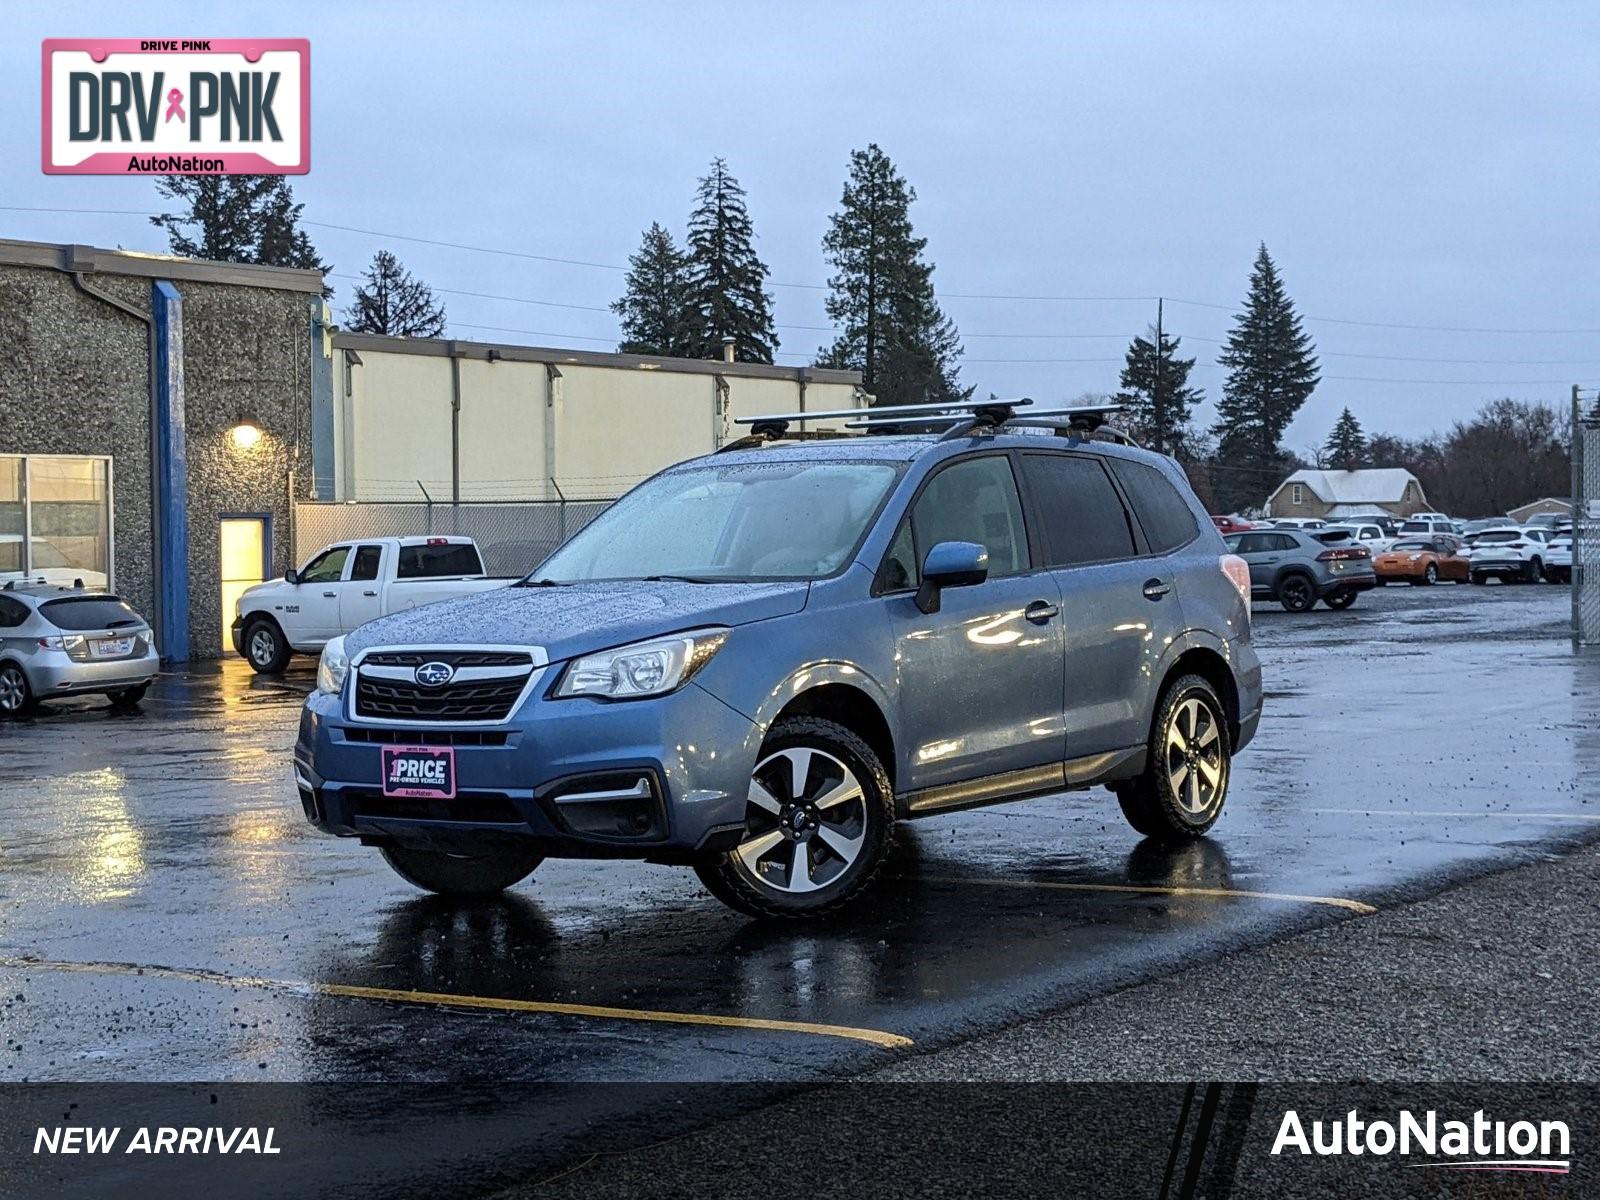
[515,578,570,587]
[641,574,722,584]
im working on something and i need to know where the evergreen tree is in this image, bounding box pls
[682,159,777,364]
[346,250,446,337]
[1323,407,1368,470]
[816,144,968,406]
[151,175,330,292]
[611,223,693,356]
[1210,244,1320,511]
[1115,326,1202,454]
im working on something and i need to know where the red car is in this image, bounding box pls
[1211,515,1261,535]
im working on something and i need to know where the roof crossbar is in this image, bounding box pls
[730,397,1035,441]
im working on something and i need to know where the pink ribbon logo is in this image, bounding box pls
[164,88,185,123]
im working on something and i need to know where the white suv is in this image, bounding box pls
[1468,527,1553,584]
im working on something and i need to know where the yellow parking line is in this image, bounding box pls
[0,956,912,1049]
[915,876,1378,915]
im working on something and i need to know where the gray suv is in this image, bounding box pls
[296,404,1262,917]
[1223,528,1376,612]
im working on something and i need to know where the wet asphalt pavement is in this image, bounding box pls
[1,580,1596,1090]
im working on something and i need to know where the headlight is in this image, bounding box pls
[317,636,350,695]
[554,628,728,700]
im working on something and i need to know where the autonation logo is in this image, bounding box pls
[1273,1108,1571,1174]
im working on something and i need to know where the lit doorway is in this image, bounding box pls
[219,516,269,652]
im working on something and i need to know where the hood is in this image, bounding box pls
[343,578,809,662]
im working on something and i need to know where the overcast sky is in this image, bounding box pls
[6,1,1599,449]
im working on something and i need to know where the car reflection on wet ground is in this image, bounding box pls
[0,582,1595,1082]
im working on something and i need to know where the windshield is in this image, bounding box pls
[535,459,902,583]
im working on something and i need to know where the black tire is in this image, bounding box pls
[1525,558,1544,584]
[109,683,150,709]
[242,617,292,674]
[1278,573,1316,612]
[1114,674,1231,841]
[0,662,35,718]
[1323,588,1357,610]
[694,715,894,919]
[381,846,544,897]
[1471,573,1487,586]
[1422,563,1438,585]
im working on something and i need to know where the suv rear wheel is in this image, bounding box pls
[695,716,894,918]
[381,846,544,897]
[1114,675,1231,840]
[1277,573,1316,612]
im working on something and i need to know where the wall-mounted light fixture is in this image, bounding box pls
[230,414,264,449]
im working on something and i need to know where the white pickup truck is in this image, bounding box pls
[231,536,511,674]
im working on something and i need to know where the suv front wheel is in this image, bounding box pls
[1114,675,1232,840]
[381,846,544,897]
[695,716,894,918]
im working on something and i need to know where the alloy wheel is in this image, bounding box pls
[734,746,868,894]
[249,628,277,666]
[1165,696,1224,815]
[0,667,26,713]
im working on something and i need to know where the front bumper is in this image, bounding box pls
[295,679,763,860]
[230,617,245,656]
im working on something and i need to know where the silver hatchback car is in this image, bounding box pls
[0,584,159,716]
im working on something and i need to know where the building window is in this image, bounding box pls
[1291,483,1304,505]
[0,455,113,589]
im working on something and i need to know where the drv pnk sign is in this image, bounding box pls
[42,39,309,175]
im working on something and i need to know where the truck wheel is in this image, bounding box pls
[1278,574,1315,612]
[381,846,544,897]
[0,663,36,718]
[1114,674,1231,840]
[694,716,894,919]
[243,618,292,674]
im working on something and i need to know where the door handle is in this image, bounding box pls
[1024,600,1060,623]
[1142,578,1172,600]
[362,590,378,597]
[322,590,337,598]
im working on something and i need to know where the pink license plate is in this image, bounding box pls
[380,745,456,799]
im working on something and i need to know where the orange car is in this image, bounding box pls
[1373,535,1470,585]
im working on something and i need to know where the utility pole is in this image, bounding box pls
[1152,297,1165,455]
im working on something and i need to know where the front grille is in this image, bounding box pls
[362,650,531,668]
[354,673,529,721]
[347,790,523,824]
[342,727,509,746]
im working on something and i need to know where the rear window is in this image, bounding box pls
[1019,453,1137,566]
[1475,531,1518,544]
[1399,521,1430,533]
[397,543,484,579]
[1106,458,1199,554]
[39,596,141,631]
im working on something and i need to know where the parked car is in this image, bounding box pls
[0,583,159,716]
[1211,515,1261,535]
[1270,517,1327,530]
[1525,513,1569,531]
[1460,518,1503,538]
[1222,528,1376,611]
[1395,516,1459,540]
[233,537,514,674]
[1372,536,1470,585]
[1545,535,1572,584]
[1325,521,1394,555]
[295,405,1263,917]
[1468,527,1552,584]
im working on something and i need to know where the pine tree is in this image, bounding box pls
[682,159,777,364]
[1210,245,1320,511]
[816,144,968,407]
[151,175,330,291]
[1115,327,1202,454]
[611,223,693,356]
[345,250,446,337]
[1323,407,1368,470]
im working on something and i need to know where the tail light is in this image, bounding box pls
[1220,554,1251,614]
[1317,547,1369,561]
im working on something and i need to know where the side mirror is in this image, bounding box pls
[284,568,299,584]
[915,540,988,615]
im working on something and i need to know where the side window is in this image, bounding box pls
[1019,453,1137,567]
[879,518,918,592]
[350,545,383,582]
[1106,458,1199,555]
[1273,534,1300,552]
[0,596,27,628]
[299,546,351,585]
[911,456,1029,578]
[1235,533,1267,554]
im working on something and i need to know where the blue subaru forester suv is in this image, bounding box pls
[296,402,1262,917]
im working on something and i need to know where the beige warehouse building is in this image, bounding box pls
[328,333,866,502]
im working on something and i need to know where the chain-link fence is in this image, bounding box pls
[293,499,613,578]
[1575,390,1600,648]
